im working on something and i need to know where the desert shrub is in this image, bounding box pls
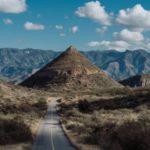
[31,100,47,117]
[108,87,132,96]
[66,121,77,130]
[0,104,18,114]
[33,100,47,111]
[85,119,150,150]
[13,115,23,122]
[78,99,90,112]
[115,120,150,150]
[66,108,83,118]
[18,103,33,113]
[60,88,150,150]
[0,119,32,145]
[86,122,116,146]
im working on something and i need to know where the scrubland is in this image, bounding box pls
[0,82,49,150]
[59,87,150,150]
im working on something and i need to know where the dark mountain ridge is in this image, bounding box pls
[120,74,150,87]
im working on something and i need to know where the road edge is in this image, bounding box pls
[59,118,80,150]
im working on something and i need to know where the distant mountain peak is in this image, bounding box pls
[66,45,78,53]
[61,45,82,58]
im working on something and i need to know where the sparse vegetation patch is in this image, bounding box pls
[60,88,150,150]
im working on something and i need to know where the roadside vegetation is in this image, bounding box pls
[0,81,49,150]
[59,87,150,150]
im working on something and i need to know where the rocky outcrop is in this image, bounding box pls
[120,74,150,87]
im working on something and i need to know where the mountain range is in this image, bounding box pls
[0,48,150,84]
[0,48,59,83]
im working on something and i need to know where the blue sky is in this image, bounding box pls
[0,0,150,51]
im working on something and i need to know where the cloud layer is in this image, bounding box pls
[0,0,27,13]
[116,4,150,31]
[55,25,63,30]
[0,0,150,51]
[75,1,111,26]
[24,22,45,30]
[88,40,129,51]
[3,18,13,25]
[86,2,150,51]
[96,26,107,33]
[113,29,144,42]
[71,26,79,33]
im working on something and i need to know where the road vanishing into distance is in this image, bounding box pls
[32,98,76,150]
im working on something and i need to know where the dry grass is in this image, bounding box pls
[0,81,50,149]
[59,87,150,150]
[0,143,31,150]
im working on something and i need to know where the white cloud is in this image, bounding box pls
[113,29,144,42]
[147,43,150,49]
[87,38,150,51]
[3,18,13,25]
[71,26,79,33]
[75,1,111,26]
[116,4,150,31]
[55,25,63,30]
[60,33,65,37]
[24,22,45,30]
[96,26,107,33]
[0,0,27,13]
[88,40,129,51]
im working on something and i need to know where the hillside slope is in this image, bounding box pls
[59,87,150,150]
[21,46,122,90]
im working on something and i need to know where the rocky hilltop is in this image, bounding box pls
[21,46,122,90]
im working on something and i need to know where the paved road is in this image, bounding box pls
[32,98,76,150]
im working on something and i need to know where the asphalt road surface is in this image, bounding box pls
[32,98,76,150]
